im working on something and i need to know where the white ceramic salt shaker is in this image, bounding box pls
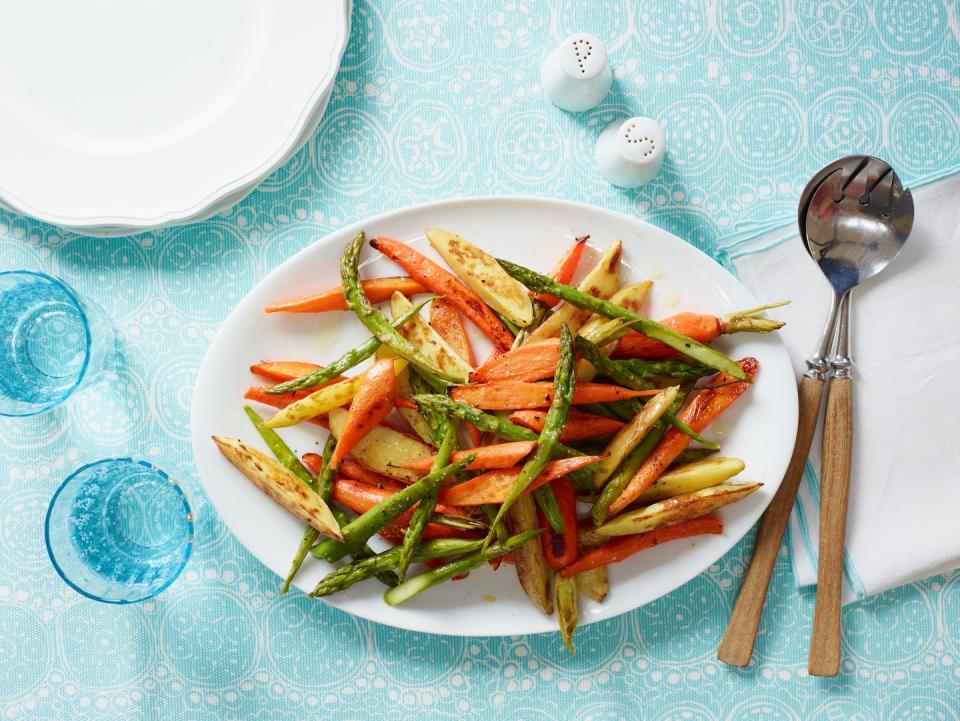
[595,116,666,188]
[540,33,612,112]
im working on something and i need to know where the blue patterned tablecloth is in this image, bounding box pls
[1,2,959,719]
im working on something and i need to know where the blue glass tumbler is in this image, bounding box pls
[0,270,114,416]
[45,458,194,603]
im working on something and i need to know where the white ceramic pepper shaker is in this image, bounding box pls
[540,33,612,112]
[595,116,666,188]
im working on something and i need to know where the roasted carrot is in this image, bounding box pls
[265,277,427,313]
[613,306,786,359]
[608,357,758,515]
[438,455,606,506]
[471,339,560,383]
[369,236,515,351]
[393,395,418,411]
[430,299,482,446]
[250,360,336,383]
[451,381,659,411]
[338,459,406,490]
[330,359,396,468]
[430,299,476,367]
[403,440,536,472]
[532,237,588,307]
[302,452,324,476]
[538,478,579,569]
[244,387,330,429]
[508,409,625,442]
[559,515,724,577]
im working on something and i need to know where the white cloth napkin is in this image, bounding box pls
[731,174,960,603]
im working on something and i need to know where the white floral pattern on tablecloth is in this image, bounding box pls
[0,1,958,718]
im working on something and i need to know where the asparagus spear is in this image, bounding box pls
[266,296,434,394]
[575,335,653,390]
[497,258,747,380]
[342,232,457,383]
[488,323,576,539]
[412,395,596,489]
[614,358,714,382]
[384,530,541,606]
[311,538,484,597]
[554,572,579,653]
[311,454,475,563]
[397,424,457,582]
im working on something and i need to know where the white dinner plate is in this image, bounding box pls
[191,197,798,636]
[0,0,349,233]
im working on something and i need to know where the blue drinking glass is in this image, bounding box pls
[45,458,194,604]
[0,270,114,416]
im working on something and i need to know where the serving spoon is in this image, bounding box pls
[717,156,913,671]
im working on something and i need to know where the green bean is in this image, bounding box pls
[266,296,434,394]
[310,538,484,597]
[664,412,720,449]
[487,323,575,541]
[384,530,542,606]
[243,406,315,484]
[412,394,597,490]
[497,258,746,380]
[341,231,456,382]
[533,485,565,533]
[496,312,521,337]
[311,454,475,563]
[397,424,457,582]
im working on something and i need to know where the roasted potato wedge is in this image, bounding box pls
[328,407,432,482]
[426,227,534,327]
[213,436,343,540]
[635,457,746,504]
[576,281,653,380]
[596,481,762,537]
[506,493,553,614]
[575,566,608,603]
[390,292,473,383]
[529,241,622,341]
[592,386,679,488]
[261,358,408,429]
[394,366,437,445]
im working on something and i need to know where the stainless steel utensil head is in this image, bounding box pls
[803,156,914,296]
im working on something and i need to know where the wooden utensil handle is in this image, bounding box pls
[808,377,853,676]
[717,375,825,667]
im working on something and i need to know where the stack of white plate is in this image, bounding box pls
[0,0,351,236]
